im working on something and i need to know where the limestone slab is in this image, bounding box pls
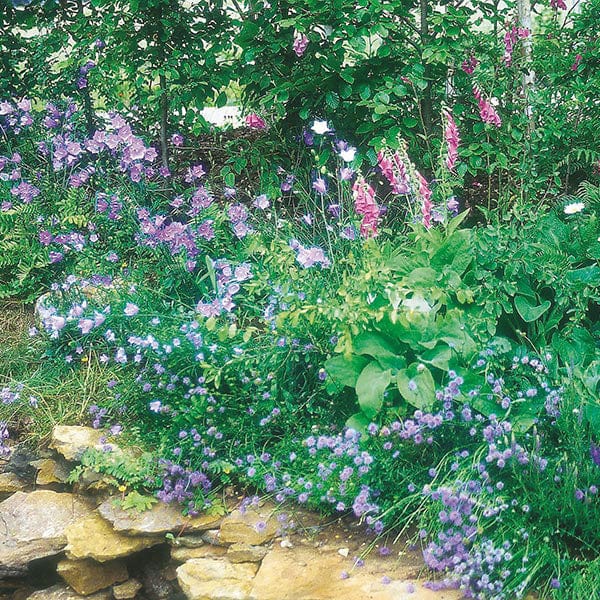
[219,507,278,546]
[98,498,222,536]
[65,513,161,562]
[57,558,128,595]
[32,458,71,486]
[50,426,106,461]
[112,578,143,599]
[0,471,27,495]
[171,545,228,562]
[26,584,112,600]
[226,543,268,563]
[0,491,91,577]
[177,558,258,600]
[249,544,463,600]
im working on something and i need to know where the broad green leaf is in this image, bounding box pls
[419,345,452,371]
[346,411,371,434]
[514,296,551,322]
[566,266,600,286]
[397,363,435,409]
[355,362,392,418]
[324,355,369,389]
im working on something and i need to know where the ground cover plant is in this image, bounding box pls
[2,0,600,598]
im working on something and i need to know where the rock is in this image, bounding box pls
[98,498,222,536]
[31,458,71,486]
[65,513,162,562]
[249,544,463,600]
[112,579,143,599]
[200,529,229,547]
[3,447,37,481]
[26,584,112,600]
[177,558,258,600]
[219,508,278,546]
[171,545,227,562]
[139,562,181,600]
[169,534,205,548]
[50,426,105,461]
[0,491,92,577]
[57,558,128,595]
[227,543,268,564]
[0,471,27,496]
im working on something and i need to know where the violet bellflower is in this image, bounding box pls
[590,442,600,467]
[293,33,309,57]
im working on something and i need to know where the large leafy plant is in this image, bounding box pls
[323,214,484,428]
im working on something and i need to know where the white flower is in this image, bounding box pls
[311,120,330,134]
[403,295,431,314]
[564,202,584,215]
[339,146,357,162]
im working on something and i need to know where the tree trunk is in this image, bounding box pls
[419,0,433,136]
[517,0,535,130]
[159,73,169,170]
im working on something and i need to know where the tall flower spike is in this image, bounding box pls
[352,176,380,237]
[417,171,432,229]
[443,110,460,173]
[473,87,501,128]
[378,148,410,194]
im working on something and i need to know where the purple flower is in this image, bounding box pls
[228,203,248,223]
[232,221,253,239]
[281,175,295,193]
[185,164,206,183]
[77,77,88,89]
[312,177,328,195]
[293,33,309,57]
[124,303,139,317]
[447,196,459,215]
[295,244,331,269]
[171,133,184,147]
[253,194,270,209]
[590,442,600,466]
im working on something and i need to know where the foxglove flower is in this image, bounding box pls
[352,176,380,237]
[473,87,502,128]
[461,55,478,75]
[443,110,460,172]
[245,114,266,129]
[378,149,410,194]
[417,171,433,229]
